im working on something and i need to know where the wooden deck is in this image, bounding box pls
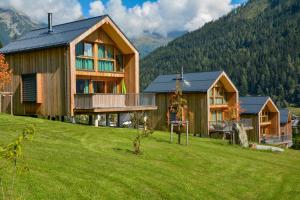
[74,105,157,114]
[74,93,157,114]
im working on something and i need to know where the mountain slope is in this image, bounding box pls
[0,8,179,57]
[132,31,186,58]
[141,0,300,106]
[0,8,41,45]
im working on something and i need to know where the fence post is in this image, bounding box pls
[0,93,2,113]
[10,94,13,115]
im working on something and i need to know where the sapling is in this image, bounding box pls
[0,125,35,200]
[131,112,154,154]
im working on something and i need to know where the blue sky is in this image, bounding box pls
[0,0,247,38]
[80,0,246,17]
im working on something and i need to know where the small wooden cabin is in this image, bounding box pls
[279,109,292,136]
[144,71,239,136]
[240,96,283,144]
[0,14,156,121]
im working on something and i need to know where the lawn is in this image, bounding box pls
[0,114,300,200]
[289,106,300,116]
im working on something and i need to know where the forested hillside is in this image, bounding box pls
[141,0,300,106]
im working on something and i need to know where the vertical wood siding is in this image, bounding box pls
[151,93,208,135]
[6,46,68,116]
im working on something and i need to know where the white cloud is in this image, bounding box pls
[89,1,105,17]
[89,0,233,38]
[0,0,83,24]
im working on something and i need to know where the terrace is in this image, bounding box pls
[74,93,156,113]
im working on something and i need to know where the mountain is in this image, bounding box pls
[0,8,41,45]
[0,8,181,57]
[132,31,186,58]
[141,0,300,106]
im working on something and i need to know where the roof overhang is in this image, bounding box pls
[260,97,279,113]
[70,16,138,55]
[208,71,238,93]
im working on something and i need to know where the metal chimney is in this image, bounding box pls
[180,67,184,80]
[48,13,53,33]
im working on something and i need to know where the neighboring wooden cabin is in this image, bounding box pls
[0,14,156,119]
[144,71,239,136]
[279,109,292,136]
[240,96,283,144]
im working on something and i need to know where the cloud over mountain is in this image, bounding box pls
[89,0,233,38]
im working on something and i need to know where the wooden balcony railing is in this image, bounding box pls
[74,93,156,109]
[261,134,292,144]
[209,119,254,132]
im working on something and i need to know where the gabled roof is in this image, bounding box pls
[144,71,224,93]
[0,15,135,54]
[279,109,290,124]
[240,96,271,114]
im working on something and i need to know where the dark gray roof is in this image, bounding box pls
[144,71,223,93]
[279,109,290,124]
[240,96,270,114]
[0,15,107,54]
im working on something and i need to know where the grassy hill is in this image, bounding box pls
[0,114,300,199]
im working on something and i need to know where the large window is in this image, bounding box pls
[107,81,118,93]
[98,60,114,71]
[93,81,105,93]
[211,110,223,122]
[209,82,227,105]
[76,42,94,71]
[76,79,89,94]
[75,41,124,72]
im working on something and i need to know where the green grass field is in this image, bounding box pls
[0,114,300,200]
[289,106,300,116]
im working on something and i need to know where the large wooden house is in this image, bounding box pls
[144,71,239,136]
[239,96,292,145]
[0,14,156,122]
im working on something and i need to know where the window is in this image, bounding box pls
[211,111,217,122]
[22,74,37,102]
[209,81,227,105]
[76,79,89,94]
[107,81,118,93]
[116,53,124,72]
[76,42,93,57]
[76,42,94,70]
[76,58,94,70]
[98,60,114,71]
[211,110,223,122]
[93,81,105,93]
[98,44,105,58]
[107,46,114,59]
[22,74,42,103]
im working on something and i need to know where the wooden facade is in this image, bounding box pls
[2,16,154,118]
[5,47,68,116]
[241,98,280,143]
[280,110,292,136]
[151,72,238,136]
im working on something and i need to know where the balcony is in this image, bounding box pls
[261,135,293,147]
[74,93,157,113]
[209,119,254,132]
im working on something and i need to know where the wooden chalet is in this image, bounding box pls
[144,71,239,136]
[0,14,156,123]
[279,109,292,137]
[240,97,291,146]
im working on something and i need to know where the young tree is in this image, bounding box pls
[168,76,188,143]
[0,54,12,92]
[0,125,35,199]
[131,112,154,154]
